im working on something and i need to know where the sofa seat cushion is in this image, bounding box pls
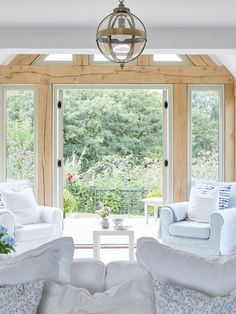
[15,223,56,242]
[169,220,210,239]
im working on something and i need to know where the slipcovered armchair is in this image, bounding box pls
[0,182,63,254]
[159,183,236,256]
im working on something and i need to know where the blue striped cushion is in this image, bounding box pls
[196,183,231,210]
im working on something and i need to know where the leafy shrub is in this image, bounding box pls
[104,190,122,214]
[63,189,76,214]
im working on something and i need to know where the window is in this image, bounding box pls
[188,85,224,184]
[151,54,193,66]
[0,86,36,186]
[34,54,74,65]
[90,54,137,65]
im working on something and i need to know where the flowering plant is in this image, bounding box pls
[0,225,16,254]
[67,173,73,184]
[96,203,111,218]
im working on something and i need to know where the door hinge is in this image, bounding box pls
[164,101,168,109]
[58,101,62,109]
[164,159,168,167]
[57,159,62,167]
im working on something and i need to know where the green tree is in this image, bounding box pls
[63,89,163,171]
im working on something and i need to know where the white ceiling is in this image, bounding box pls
[0,0,236,78]
[0,0,235,28]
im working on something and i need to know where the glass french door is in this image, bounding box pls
[53,85,173,213]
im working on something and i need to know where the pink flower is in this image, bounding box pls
[67,173,73,184]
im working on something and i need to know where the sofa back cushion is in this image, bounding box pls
[105,260,149,290]
[0,237,74,285]
[136,237,236,297]
[71,258,106,294]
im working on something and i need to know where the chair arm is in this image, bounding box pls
[38,206,63,237]
[161,202,189,222]
[0,209,15,236]
[159,202,189,239]
[210,208,236,254]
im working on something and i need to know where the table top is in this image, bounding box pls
[93,229,134,235]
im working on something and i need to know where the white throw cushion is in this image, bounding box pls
[154,280,236,314]
[38,275,156,314]
[136,237,236,297]
[0,281,43,314]
[0,187,40,225]
[188,187,219,223]
[0,237,74,285]
[195,182,232,210]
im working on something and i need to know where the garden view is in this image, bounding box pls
[4,87,220,216]
[63,89,164,215]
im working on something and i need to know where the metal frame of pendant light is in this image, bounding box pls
[96,0,147,69]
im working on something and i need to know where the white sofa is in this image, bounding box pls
[2,237,236,313]
[0,182,63,254]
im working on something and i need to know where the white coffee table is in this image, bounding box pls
[93,229,134,261]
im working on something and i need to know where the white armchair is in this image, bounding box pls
[159,183,236,256]
[0,182,63,254]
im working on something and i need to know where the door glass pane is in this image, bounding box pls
[63,89,164,219]
[190,88,222,181]
[6,89,35,185]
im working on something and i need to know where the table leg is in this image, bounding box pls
[144,204,148,224]
[93,233,100,260]
[154,206,158,221]
[129,233,135,261]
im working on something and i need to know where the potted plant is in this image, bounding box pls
[96,203,111,229]
[0,224,16,255]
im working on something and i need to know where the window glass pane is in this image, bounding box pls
[45,54,73,61]
[63,89,164,217]
[93,54,109,62]
[6,89,35,185]
[153,54,182,62]
[190,88,221,181]
[152,54,192,65]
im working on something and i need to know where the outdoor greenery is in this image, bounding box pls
[6,90,35,184]
[63,88,220,214]
[4,88,221,215]
[191,90,220,181]
[63,89,164,214]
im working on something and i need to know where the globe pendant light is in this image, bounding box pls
[96,0,147,69]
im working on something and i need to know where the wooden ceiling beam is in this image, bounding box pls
[9,54,40,66]
[186,55,207,66]
[0,65,233,84]
[200,55,216,66]
[75,54,89,66]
